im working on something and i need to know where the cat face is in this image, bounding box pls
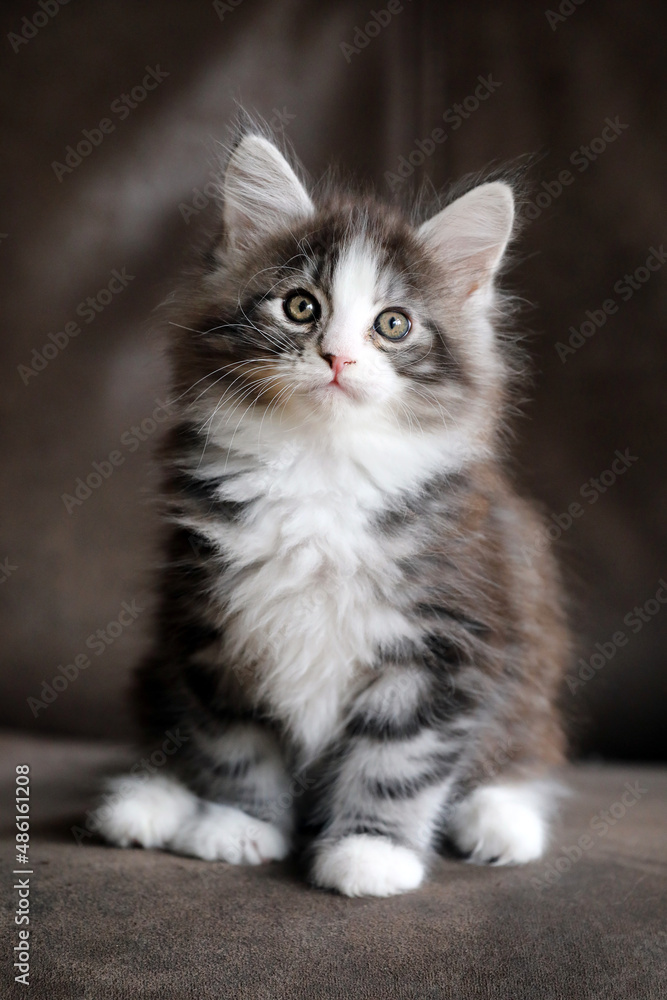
[174,135,514,442]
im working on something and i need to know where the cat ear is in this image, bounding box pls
[222,135,314,249]
[418,182,514,298]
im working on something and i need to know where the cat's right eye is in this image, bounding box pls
[283,290,321,323]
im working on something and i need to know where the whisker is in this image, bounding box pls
[194,372,284,466]
[255,380,295,450]
[190,360,280,408]
[407,383,451,427]
[169,356,280,406]
[217,374,286,428]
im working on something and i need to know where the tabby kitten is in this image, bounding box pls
[94,130,568,897]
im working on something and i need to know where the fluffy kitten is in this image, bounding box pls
[93,130,568,897]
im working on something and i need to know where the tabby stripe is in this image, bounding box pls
[363,752,459,801]
[169,471,248,520]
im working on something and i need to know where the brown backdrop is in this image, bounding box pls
[1,0,665,758]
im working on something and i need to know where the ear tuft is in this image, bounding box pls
[418,182,515,296]
[222,135,314,249]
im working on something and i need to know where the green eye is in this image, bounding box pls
[283,290,321,323]
[373,309,411,341]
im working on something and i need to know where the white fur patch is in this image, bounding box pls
[92,773,198,849]
[450,782,551,865]
[191,426,442,762]
[324,237,381,360]
[312,835,425,897]
[168,802,289,864]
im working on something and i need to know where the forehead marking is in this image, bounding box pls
[328,236,383,344]
[331,236,380,310]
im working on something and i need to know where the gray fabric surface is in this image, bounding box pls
[1,731,665,998]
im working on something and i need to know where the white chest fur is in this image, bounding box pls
[196,422,456,760]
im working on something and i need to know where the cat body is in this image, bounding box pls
[94,131,568,896]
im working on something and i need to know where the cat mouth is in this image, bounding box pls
[305,369,368,405]
[319,377,360,401]
[327,378,351,394]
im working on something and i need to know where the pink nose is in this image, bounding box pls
[324,355,356,378]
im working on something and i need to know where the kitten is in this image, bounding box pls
[93,129,568,897]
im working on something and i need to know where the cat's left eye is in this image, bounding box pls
[283,290,321,323]
[373,309,411,341]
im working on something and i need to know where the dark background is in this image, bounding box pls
[1,0,665,759]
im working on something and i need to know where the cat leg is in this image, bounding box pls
[448,781,555,865]
[310,671,463,896]
[93,724,293,864]
[309,731,456,897]
[167,722,293,863]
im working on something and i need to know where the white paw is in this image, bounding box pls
[311,835,425,897]
[450,783,549,865]
[168,802,290,864]
[92,774,197,849]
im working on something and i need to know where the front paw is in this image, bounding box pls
[92,774,198,850]
[450,783,548,865]
[168,802,290,865]
[311,835,425,897]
